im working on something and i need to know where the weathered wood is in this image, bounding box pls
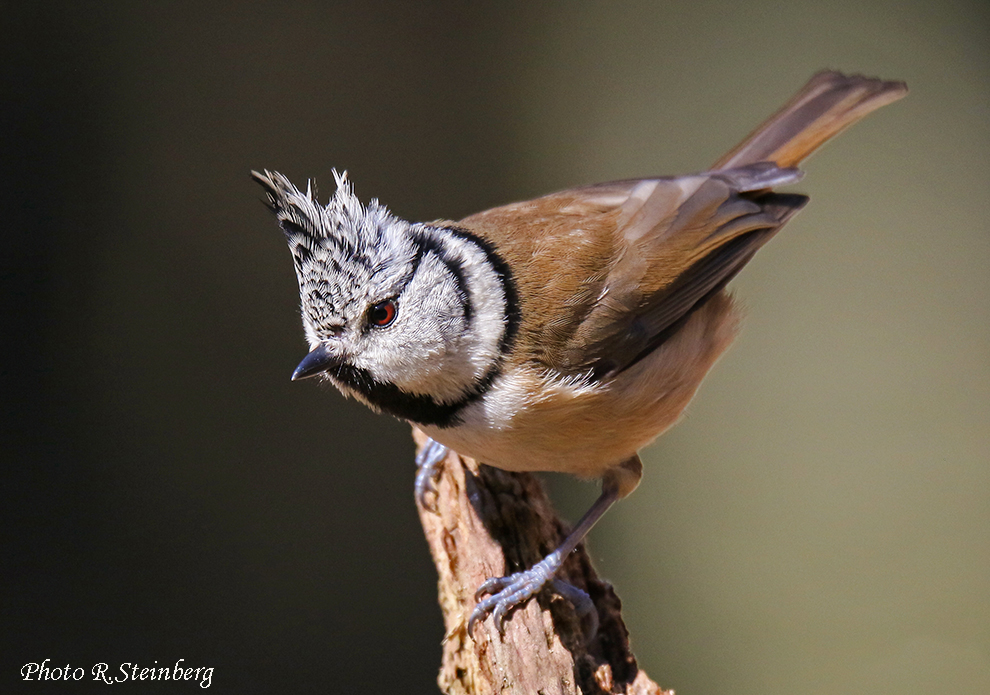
[413,428,670,695]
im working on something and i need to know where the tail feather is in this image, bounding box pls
[713,71,907,170]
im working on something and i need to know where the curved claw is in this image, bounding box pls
[414,438,448,511]
[473,576,508,601]
[467,554,564,636]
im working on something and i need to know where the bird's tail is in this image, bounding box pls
[712,71,907,170]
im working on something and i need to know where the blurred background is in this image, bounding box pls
[2,1,987,693]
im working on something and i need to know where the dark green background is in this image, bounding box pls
[3,2,987,693]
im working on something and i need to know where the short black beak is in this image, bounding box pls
[291,345,337,381]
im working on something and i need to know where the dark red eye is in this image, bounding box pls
[368,299,397,327]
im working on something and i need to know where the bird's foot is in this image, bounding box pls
[468,553,597,638]
[414,437,448,511]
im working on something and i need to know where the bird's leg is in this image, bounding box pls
[468,472,623,637]
[414,437,449,510]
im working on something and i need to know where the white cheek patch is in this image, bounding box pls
[353,225,509,406]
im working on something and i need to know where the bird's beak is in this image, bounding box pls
[291,345,337,381]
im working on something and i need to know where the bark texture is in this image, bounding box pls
[413,428,670,695]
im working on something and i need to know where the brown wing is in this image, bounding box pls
[460,164,805,377]
[554,166,807,378]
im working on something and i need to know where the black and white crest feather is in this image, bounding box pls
[253,169,515,427]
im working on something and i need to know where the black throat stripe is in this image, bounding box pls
[328,361,501,428]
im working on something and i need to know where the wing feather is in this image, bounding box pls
[459,164,805,377]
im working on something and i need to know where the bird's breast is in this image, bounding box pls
[418,289,741,480]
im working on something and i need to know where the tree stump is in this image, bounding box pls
[413,427,670,695]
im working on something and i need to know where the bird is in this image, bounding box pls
[253,71,907,637]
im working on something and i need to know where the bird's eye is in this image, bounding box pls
[368,299,397,327]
